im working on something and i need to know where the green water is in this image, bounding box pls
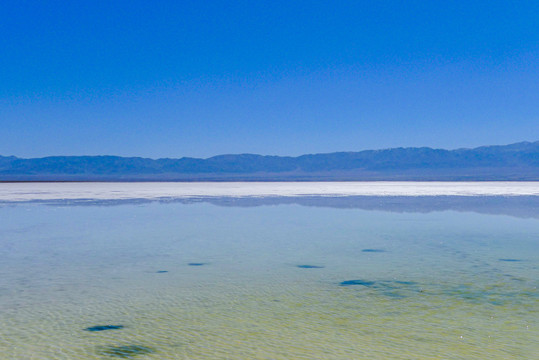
[0,200,537,359]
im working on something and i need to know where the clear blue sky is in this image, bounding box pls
[1,1,538,158]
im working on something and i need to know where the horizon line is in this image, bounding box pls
[2,140,537,161]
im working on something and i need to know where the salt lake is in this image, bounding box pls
[0,182,537,359]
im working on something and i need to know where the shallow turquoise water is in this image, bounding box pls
[0,199,537,359]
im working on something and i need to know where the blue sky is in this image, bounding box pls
[1,1,538,158]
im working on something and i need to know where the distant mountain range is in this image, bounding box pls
[1,141,538,181]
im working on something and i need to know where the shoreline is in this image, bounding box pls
[1,181,538,202]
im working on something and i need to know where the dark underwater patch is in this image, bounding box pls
[340,279,418,288]
[156,270,168,273]
[98,345,155,358]
[339,279,421,299]
[84,325,124,332]
[188,263,206,266]
[383,292,408,299]
[393,280,417,285]
[361,249,386,253]
[499,258,522,262]
[296,265,324,269]
[340,280,376,287]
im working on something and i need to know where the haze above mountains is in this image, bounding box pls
[1,141,537,181]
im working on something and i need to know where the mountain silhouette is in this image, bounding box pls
[1,141,537,181]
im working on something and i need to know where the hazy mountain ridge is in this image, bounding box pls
[1,141,538,181]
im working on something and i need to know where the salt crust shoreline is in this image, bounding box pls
[0,182,538,202]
